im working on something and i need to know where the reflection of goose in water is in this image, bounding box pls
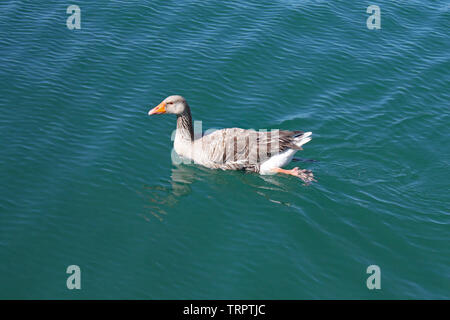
[139,156,317,221]
[139,164,199,222]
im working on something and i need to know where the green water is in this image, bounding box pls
[0,0,449,299]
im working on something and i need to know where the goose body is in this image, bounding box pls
[148,95,315,183]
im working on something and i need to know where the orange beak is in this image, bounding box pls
[148,101,166,115]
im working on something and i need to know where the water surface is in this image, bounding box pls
[0,0,449,299]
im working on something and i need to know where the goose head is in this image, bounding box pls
[148,95,188,115]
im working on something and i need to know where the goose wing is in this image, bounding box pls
[196,128,308,171]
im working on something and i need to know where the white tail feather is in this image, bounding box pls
[294,132,312,147]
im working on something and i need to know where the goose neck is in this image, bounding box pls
[176,108,194,142]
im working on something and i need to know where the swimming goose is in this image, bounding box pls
[148,95,315,183]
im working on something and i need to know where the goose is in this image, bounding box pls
[148,95,315,183]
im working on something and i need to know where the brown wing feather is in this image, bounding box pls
[198,128,305,172]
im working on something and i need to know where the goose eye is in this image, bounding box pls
[167,101,173,105]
